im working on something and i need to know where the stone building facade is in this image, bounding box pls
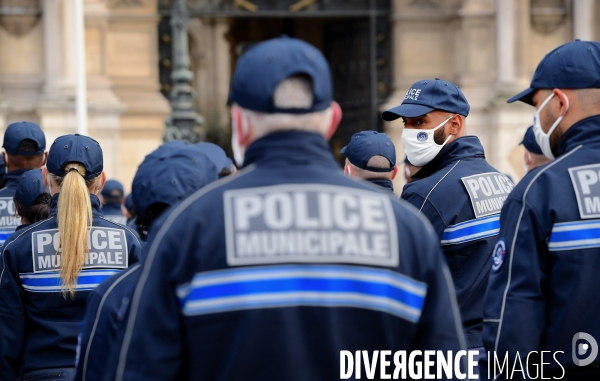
[0,0,598,191]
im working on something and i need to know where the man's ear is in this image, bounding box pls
[391,165,398,180]
[42,167,48,187]
[447,115,463,136]
[553,88,570,116]
[231,106,252,147]
[42,152,48,167]
[324,101,343,140]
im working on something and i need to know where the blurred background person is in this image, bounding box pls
[0,121,46,244]
[521,125,551,173]
[340,130,397,193]
[100,179,126,225]
[195,142,237,178]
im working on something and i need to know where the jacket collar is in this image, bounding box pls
[244,130,339,169]
[49,193,103,217]
[1,169,29,189]
[556,114,600,156]
[413,136,485,179]
[367,178,394,192]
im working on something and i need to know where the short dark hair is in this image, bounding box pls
[17,139,40,154]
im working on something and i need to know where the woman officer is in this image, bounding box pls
[0,134,142,381]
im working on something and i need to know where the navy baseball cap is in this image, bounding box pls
[520,126,543,155]
[15,169,48,208]
[132,144,219,219]
[47,134,103,180]
[508,40,600,105]
[340,131,396,172]
[195,143,230,172]
[228,36,333,114]
[101,179,124,200]
[382,78,470,121]
[3,121,46,155]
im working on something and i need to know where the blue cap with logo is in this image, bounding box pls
[46,134,103,180]
[520,126,543,155]
[132,144,219,219]
[228,35,333,114]
[382,78,470,121]
[340,131,396,172]
[15,169,48,208]
[195,142,231,173]
[101,179,124,200]
[3,121,46,156]
[508,40,600,105]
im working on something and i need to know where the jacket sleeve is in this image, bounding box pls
[74,288,104,381]
[0,245,25,381]
[483,197,547,374]
[116,218,190,381]
[401,191,447,239]
[413,225,466,352]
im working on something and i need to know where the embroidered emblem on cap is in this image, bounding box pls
[492,239,506,272]
[417,132,428,142]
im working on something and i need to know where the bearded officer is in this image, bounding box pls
[115,37,466,381]
[484,40,600,379]
[382,79,514,370]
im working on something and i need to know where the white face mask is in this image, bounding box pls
[401,115,455,167]
[231,113,247,167]
[533,92,569,159]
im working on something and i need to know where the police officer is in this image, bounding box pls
[0,121,46,244]
[123,193,136,228]
[340,130,398,192]
[13,169,51,227]
[100,179,127,225]
[520,125,551,173]
[0,134,142,381]
[115,36,465,381]
[484,40,600,379]
[382,79,514,363]
[75,142,219,381]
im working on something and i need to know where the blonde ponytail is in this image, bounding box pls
[51,162,97,297]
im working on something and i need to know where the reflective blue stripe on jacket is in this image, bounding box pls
[484,115,600,378]
[0,194,142,380]
[401,136,506,348]
[115,131,466,381]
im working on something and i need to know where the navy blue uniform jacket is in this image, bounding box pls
[114,131,466,381]
[0,194,142,380]
[484,115,600,379]
[0,170,29,245]
[402,136,512,348]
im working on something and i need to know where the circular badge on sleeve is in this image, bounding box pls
[417,132,428,142]
[491,239,506,272]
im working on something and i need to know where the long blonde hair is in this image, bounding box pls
[50,162,99,297]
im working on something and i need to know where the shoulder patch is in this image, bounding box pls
[223,184,399,267]
[461,172,514,218]
[31,227,129,273]
[568,163,600,219]
[491,239,506,272]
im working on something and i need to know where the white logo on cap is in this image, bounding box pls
[404,88,422,101]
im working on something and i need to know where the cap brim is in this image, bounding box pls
[382,104,435,121]
[507,88,535,105]
[340,146,347,154]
